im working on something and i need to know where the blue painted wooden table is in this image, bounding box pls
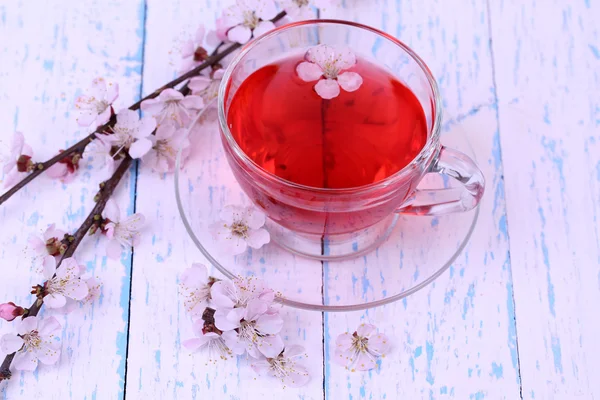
[0,0,598,398]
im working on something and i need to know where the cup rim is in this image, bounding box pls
[217,19,442,195]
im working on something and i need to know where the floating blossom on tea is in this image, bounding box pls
[28,223,67,258]
[1,132,34,188]
[334,323,390,371]
[74,77,119,127]
[224,0,278,44]
[143,123,190,173]
[180,263,215,317]
[140,89,204,128]
[99,109,156,159]
[209,205,271,255]
[0,316,62,371]
[251,345,310,387]
[41,257,89,309]
[102,199,145,259]
[0,303,25,322]
[296,44,363,99]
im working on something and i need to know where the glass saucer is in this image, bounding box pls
[174,108,479,312]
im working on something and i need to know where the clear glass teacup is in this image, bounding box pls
[218,20,485,260]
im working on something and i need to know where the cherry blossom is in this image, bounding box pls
[75,77,119,127]
[188,68,225,103]
[334,323,391,371]
[180,26,211,73]
[99,109,156,159]
[0,316,62,371]
[210,276,274,311]
[42,257,89,309]
[278,0,316,20]
[45,152,81,184]
[180,263,214,317]
[251,345,310,387]
[28,224,67,258]
[0,303,25,322]
[102,199,145,260]
[296,44,363,99]
[83,135,116,179]
[0,132,34,188]
[209,205,271,255]
[142,123,190,173]
[215,301,284,358]
[140,89,204,128]
[183,319,234,361]
[224,0,278,44]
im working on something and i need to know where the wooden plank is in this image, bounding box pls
[125,1,325,398]
[0,0,145,399]
[489,0,600,398]
[320,0,522,398]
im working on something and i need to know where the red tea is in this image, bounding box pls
[227,54,428,189]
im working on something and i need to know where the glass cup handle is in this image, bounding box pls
[396,146,485,216]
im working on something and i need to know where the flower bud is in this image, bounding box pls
[0,302,25,322]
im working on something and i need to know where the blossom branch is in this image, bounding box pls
[0,40,244,207]
[0,156,132,380]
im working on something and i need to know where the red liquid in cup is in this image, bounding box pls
[224,54,429,235]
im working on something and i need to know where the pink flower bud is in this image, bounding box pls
[0,302,25,321]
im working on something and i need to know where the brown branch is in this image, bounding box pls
[0,156,132,380]
[0,42,242,207]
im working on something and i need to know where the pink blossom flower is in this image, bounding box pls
[83,135,116,179]
[0,316,61,371]
[42,257,89,309]
[142,123,190,173]
[99,109,156,159]
[180,263,213,317]
[216,303,284,358]
[210,276,274,311]
[183,319,234,361]
[0,302,25,322]
[140,89,204,129]
[102,199,145,260]
[334,323,391,371]
[180,26,210,73]
[45,152,81,184]
[188,68,225,103]
[296,44,363,99]
[278,0,316,20]
[211,16,231,43]
[224,0,278,44]
[0,132,34,188]
[252,345,310,387]
[28,224,67,257]
[209,205,271,255]
[75,77,119,127]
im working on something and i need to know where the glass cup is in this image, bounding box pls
[217,20,485,261]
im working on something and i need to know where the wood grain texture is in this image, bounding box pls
[124,1,325,399]
[320,1,521,398]
[0,0,145,399]
[489,0,600,398]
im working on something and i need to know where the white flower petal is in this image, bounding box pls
[44,293,67,309]
[18,316,39,335]
[221,330,246,355]
[42,256,57,280]
[337,72,363,92]
[115,109,139,128]
[188,76,212,92]
[255,312,283,335]
[219,205,244,224]
[251,359,271,375]
[335,332,354,351]
[306,44,335,68]
[36,341,61,365]
[284,345,306,359]
[103,199,120,222]
[181,264,209,287]
[183,338,204,352]
[13,350,38,371]
[106,82,119,103]
[180,95,205,110]
[0,334,24,354]
[354,350,377,371]
[55,257,80,279]
[296,61,323,82]
[136,116,157,139]
[96,107,112,126]
[283,364,311,388]
[257,334,284,358]
[210,280,236,309]
[129,138,153,159]
[106,239,123,260]
[64,279,89,301]
[89,77,108,99]
[244,298,268,322]
[253,21,275,39]
[246,228,270,249]
[228,25,252,44]
[244,207,266,229]
[315,79,340,99]
[228,235,248,255]
[214,309,241,331]
[367,333,391,356]
[256,0,278,20]
[140,98,164,115]
[335,47,356,70]
[356,323,376,337]
[155,123,176,140]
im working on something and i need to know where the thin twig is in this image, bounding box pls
[0,157,132,380]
